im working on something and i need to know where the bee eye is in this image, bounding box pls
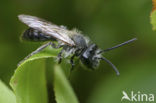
[90,48,97,54]
[89,50,93,53]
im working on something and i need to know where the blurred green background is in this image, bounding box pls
[0,0,156,103]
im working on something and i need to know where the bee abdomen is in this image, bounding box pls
[22,28,56,41]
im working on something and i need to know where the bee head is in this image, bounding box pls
[80,43,120,75]
[80,38,137,75]
[80,44,101,70]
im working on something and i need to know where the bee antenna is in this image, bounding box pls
[98,38,137,54]
[100,57,120,75]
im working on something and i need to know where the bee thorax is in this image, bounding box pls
[72,35,87,48]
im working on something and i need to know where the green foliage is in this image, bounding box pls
[0,80,16,103]
[54,65,79,103]
[8,46,79,103]
[151,11,156,31]
[151,0,156,31]
[10,59,48,103]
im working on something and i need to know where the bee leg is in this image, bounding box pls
[51,43,64,64]
[51,43,63,49]
[55,44,63,48]
[68,54,76,79]
[70,54,76,71]
[18,42,52,66]
[57,50,63,64]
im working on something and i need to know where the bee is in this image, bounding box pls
[18,14,137,75]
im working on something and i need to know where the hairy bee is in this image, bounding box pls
[18,14,137,75]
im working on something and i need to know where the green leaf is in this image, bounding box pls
[10,46,59,103]
[151,11,156,31]
[151,0,156,31]
[0,80,16,103]
[10,46,79,103]
[53,65,79,103]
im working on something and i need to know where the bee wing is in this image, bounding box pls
[18,14,75,46]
